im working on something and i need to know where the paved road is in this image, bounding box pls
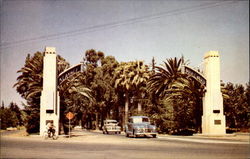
[1,130,249,159]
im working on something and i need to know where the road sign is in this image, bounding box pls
[66,112,74,120]
[66,112,74,138]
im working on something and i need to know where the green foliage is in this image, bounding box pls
[24,108,40,134]
[145,100,174,133]
[147,57,184,98]
[146,57,203,133]
[0,102,21,129]
[14,52,44,104]
[9,102,23,126]
[62,72,94,113]
[84,52,120,129]
[114,61,149,91]
[59,50,119,130]
[114,60,150,126]
[222,82,250,130]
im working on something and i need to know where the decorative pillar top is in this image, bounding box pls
[45,47,56,54]
[204,51,219,59]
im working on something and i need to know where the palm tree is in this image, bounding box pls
[114,61,150,126]
[147,57,204,132]
[147,57,184,99]
[164,77,204,131]
[114,62,133,126]
[14,52,70,105]
[14,52,44,104]
[130,61,150,114]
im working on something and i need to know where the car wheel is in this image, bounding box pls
[107,131,109,134]
[152,134,157,138]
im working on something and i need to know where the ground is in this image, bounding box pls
[1,129,249,159]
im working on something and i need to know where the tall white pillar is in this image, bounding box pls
[40,47,60,136]
[202,51,226,135]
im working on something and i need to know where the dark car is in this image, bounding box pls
[125,116,157,138]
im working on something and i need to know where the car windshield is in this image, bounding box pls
[132,117,149,123]
[107,121,117,124]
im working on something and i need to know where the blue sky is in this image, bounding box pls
[0,0,249,107]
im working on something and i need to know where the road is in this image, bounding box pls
[1,130,249,159]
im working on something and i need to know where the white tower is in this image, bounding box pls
[40,47,60,135]
[202,51,226,135]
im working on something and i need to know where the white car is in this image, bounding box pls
[102,120,121,134]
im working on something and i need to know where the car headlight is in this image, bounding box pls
[134,127,144,133]
[152,126,157,132]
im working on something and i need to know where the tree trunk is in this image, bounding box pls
[106,110,110,119]
[87,114,92,129]
[100,112,104,130]
[124,91,129,128]
[81,112,86,129]
[95,112,99,130]
[138,102,142,115]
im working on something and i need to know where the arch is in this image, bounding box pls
[181,65,206,87]
[58,63,83,85]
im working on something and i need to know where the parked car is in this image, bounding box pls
[125,116,157,138]
[102,120,121,134]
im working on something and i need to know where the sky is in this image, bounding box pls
[0,0,249,107]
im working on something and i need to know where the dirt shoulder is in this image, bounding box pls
[1,128,29,137]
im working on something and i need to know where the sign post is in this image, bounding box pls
[66,112,74,138]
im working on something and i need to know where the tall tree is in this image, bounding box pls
[164,77,203,131]
[147,57,204,133]
[223,83,249,130]
[91,56,119,128]
[130,61,150,114]
[79,49,106,129]
[114,61,149,126]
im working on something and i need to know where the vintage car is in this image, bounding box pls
[102,119,121,134]
[125,116,157,138]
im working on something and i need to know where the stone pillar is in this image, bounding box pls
[202,51,226,135]
[40,47,60,136]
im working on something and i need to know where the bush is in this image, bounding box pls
[25,113,40,134]
[171,129,195,136]
[0,107,19,129]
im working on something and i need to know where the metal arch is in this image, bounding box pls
[58,63,84,85]
[181,65,206,86]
